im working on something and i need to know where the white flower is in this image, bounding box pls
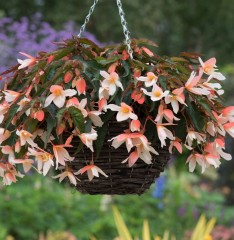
[75,164,108,181]
[79,130,98,152]
[16,129,37,147]
[100,71,123,96]
[0,128,11,144]
[137,72,158,87]
[199,57,226,81]
[156,124,174,148]
[53,168,78,185]
[17,52,36,70]
[44,85,77,108]
[141,84,169,102]
[3,90,20,103]
[105,102,137,122]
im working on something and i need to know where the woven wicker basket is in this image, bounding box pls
[68,120,170,195]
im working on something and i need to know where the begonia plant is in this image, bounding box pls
[0,37,233,186]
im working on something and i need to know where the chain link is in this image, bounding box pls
[78,0,133,59]
[116,0,133,59]
[77,0,99,38]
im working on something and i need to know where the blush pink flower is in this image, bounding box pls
[17,52,37,70]
[75,164,108,181]
[66,97,88,117]
[110,133,135,152]
[0,128,11,144]
[122,135,158,167]
[99,85,110,100]
[0,101,10,123]
[16,129,37,147]
[131,89,145,104]
[141,84,169,101]
[165,87,187,114]
[206,121,217,137]
[185,71,210,95]
[3,90,20,103]
[204,141,231,161]
[122,150,140,167]
[11,159,34,173]
[169,140,183,154]
[28,148,54,176]
[53,144,74,169]
[53,168,78,185]
[132,135,158,165]
[0,163,23,185]
[221,106,234,123]
[156,124,174,148]
[223,122,234,137]
[30,110,45,122]
[98,98,107,111]
[137,72,158,87]
[198,57,226,81]
[88,111,103,127]
[155,104,180,123]
[44,85,77,108]
[185,130,206,148]
[17,97,31,114]
[1,145,15,164]
[72,77,86,95]
[130,120,141,132]
[79,130,98,152]
[105,103,137,122]
[204,154,221,169]
[100,71,123,95]
[186,153,205,173]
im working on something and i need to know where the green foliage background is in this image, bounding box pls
[1,171,234,240]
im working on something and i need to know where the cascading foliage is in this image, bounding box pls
[0,37,233,186]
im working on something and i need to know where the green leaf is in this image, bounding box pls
[44,66,57,83]
[77,38,100,50]
[185,91,204,132]
[85,118,93,133]
[95,56,120,65]
[84,60,104,70]
[121,60,131,77]
[135,38,158,48]
[26,119,38,133]
[53,47,74,61]
[3,103,20,129]
[170,57,189,62]
[158,76,167,91]
[68,107,85,133]
[95,123,108,159]
[44,114,56,147]
[46,104,57,118]
[56,107,67,125]
[132,59,149,70]
[196,97,217,122]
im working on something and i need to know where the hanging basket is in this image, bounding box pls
[0,0,233,193]
[68,120,170,195]
[0,36,233,193]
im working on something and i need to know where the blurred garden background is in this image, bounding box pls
[0,0,234,239]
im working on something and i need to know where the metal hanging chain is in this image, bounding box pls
[78,0,133,59]
[116,0,133,59]
[77,0,99,38]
